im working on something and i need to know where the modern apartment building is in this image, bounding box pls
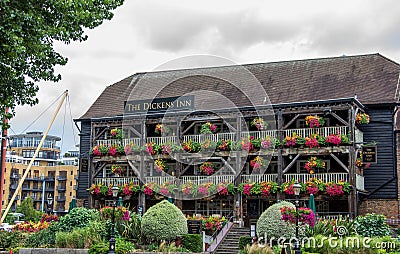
[2,131,78,214]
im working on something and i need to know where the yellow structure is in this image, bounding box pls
[2,132,78,214]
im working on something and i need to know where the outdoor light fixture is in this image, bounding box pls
[47,193,53,214]
[293,182,302,254]
[109,186,119,254]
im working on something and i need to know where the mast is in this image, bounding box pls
[0,108,8,220]
[0,90,68,224]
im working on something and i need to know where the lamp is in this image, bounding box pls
[40,174,45,212]
[293,182,302,254]
[109,186,119,254]
[47,193,53,214]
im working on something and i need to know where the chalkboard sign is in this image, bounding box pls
[280,243,292,254]
[137,205,143,216]
[187,220,202,234]
[362,146,377,164]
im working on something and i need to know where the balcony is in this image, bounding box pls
[94,173,349,187]
[22,186,32,191]
[57,196,66,202]
[45,176,55,181]
[57,176,67,181]
[10,174,20,179]
[95,126,355,151]
[45,187,55,192]
[57,185,67,191]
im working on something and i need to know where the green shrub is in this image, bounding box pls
[88,241,108,254]
[355,213,391,237]
[25,222,59,248]
[182,234,202,252]
[55,221,106,249]
[256,201,296,241]
[239,236,253,251]
[0,231,27,250]
[58,207,100,232]
[141,200,188,242]
[115,237,135,254]
[16,197,43,222]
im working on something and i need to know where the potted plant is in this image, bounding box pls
[250,156,266,172]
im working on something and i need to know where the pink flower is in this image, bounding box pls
[109,147,117,156]
[124,145,131,155]
[198,186,208,195]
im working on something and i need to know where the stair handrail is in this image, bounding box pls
[206,213,234,253]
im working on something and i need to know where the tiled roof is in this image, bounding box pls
[79,53,400,120]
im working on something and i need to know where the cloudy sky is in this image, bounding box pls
[8,0,400,153]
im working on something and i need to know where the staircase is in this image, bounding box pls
[214,224,250,254]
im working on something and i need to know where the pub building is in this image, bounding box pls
[75,53,400,226]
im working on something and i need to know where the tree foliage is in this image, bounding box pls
[0,0,124,128]
[15,196,43,222]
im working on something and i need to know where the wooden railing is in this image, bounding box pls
[284,126,348,138]
[96,138,140,147]
[284,173,348,183]
[241,130,276,139]
[94,173,348,186]
[95,126,353,147]
[242,174,277,182]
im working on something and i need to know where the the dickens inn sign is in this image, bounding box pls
[124,95,194,114]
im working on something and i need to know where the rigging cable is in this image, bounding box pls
[20,92,64,134]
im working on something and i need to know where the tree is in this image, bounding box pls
[16,196,43,222]
[0,0,124,129]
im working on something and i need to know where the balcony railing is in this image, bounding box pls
[96,138,141,147]
[95,126,353,148]
[57,196,66,202]
[242,174,277,183]
[57,176,67,181]
[284,173,349,183]
[284,126,348,138]
[94,173,348,187]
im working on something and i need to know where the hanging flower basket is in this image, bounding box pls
[110,128,123,139]
[251,117,267,130]
[154,159,168,172]
[356,113,370,124]
[250,156,266,172]
[155,124,171,134]
[304,157,326,174]
[200,162,215,175]
[200,122,217,134]
[111,164,125,176]
[281,206,315,227]
[305,115,325,128]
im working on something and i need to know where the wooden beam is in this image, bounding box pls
[91,162,107,181]
[182,122,197,135]
[223,119,237,132]
[331,112,348,126]
[282,154,300,174]
[127,160,141,177]
[220,157,235,174]
[129,126,142,138]
[180,159,195,175]
[330,154,349,173]
[283,114,300,129]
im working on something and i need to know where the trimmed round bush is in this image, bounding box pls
[256,201,296,241]
[141,200,188,242]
